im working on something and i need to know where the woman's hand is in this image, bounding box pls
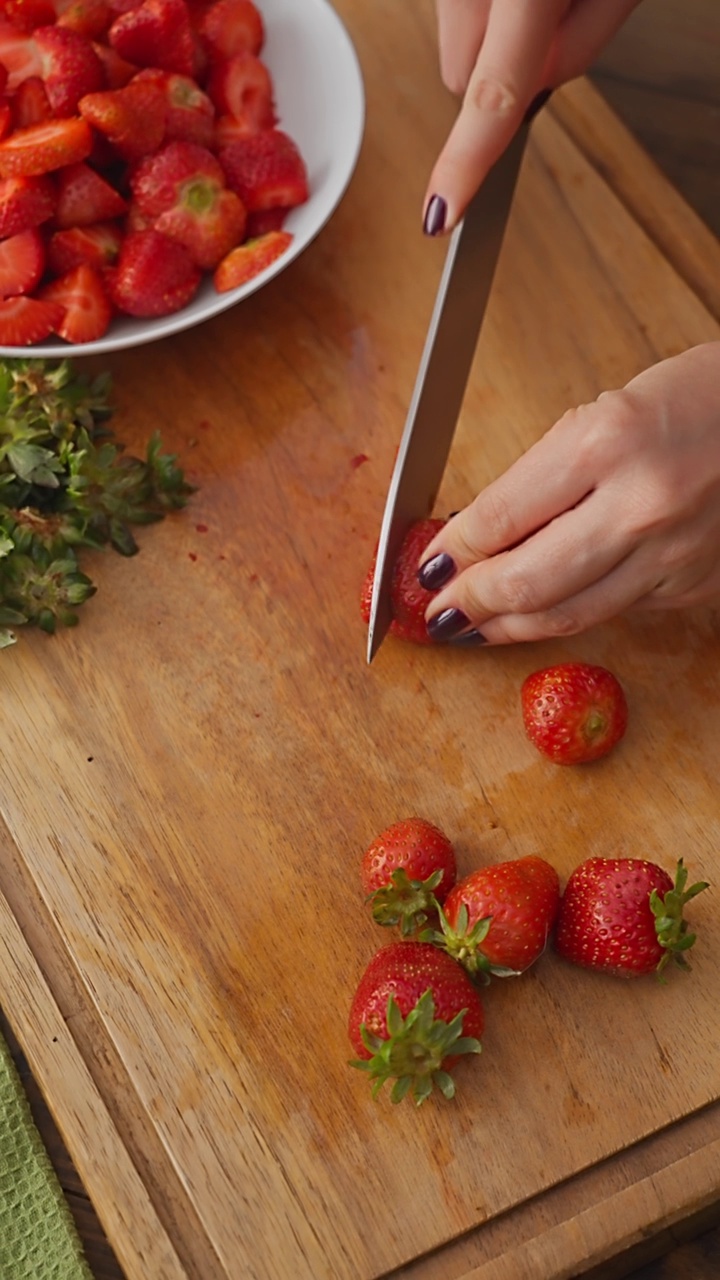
[424,0,642,235]
[418,343,720,644]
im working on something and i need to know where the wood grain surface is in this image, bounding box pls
[1,1,720,1279]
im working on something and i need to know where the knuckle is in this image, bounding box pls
[495,564,539,614]
[573,389,636,471]
[467,74,519,117]
[536,604,584,637]
[468,486,516,552]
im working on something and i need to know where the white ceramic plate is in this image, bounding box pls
[0,0,365,357]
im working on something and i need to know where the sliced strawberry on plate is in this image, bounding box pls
[56,0,112,39]
[130,139,245,268]
[34,24,104,114]
[47,218,123,273]
[78,79,165,161]
[108,0,195,76]
[0,20,42,88]
[197,0,263,60]
[11,73,51,126]
[0,292,64,343]
[0,172,54,235]
[206,51,272,129]
[213,228,291,291]
[55,160,127,226]
[0,117,93,176]
[0,223,44,294]
[38,261,112,341]
[219,128,308,212]
[109,226,201,315]
[134,67,214,146]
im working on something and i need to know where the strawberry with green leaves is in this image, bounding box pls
[521,661,628,765]
[555,856,709,978]
[349,941,483,1105]
[361,518,446,645]
[361,817,456,936]
[428,855,561,978]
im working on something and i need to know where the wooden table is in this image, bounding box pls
[4,2,717,1280]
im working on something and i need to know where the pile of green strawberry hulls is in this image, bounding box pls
[353,520,709,1105]
[0,0,307,344]
[349,820,709,1107]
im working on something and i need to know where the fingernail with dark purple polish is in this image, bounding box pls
[423,194,447,237]
[427,607,471,642]
[524,88,551,123]
[418,552,455,591]
[450,629,487,647]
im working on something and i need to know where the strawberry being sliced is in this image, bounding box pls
[0,116,93,176]
[34,24,104,114]
[219,128,308,212]
[134,67,214,146]
[55,160,127,226]
[360,518,446,645]
[108,0,195,76]
[47,218,123,273]
[0,223,44,294]
[197,0,263,60]
[0,292,63,343]
[206,51,273,130]
[0,172,54,235]
[11,73,51,126]
[109,226,201,315]
[38,261,112,341]
[78,79,165,161]
[213,228,291,291]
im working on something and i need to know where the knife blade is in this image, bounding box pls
[366,116,535,664]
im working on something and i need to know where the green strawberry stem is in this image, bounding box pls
[368,867,444,936]
[651,858,709,975]
[421,903,522,981]
[349,991,481,1105]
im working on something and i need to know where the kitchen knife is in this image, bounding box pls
[366,106,543,664]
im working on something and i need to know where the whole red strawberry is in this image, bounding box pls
[361,817,456,936]
[360,517,445,645]
[521,662,628,765]
[555,856,708,978]
[348,941,483,1104]
[430,856,561,977]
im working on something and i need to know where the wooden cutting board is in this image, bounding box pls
[0,1,719,1275]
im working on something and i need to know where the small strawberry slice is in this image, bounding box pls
[55,160,127,226]
[0,172,54,235]
[78,80,165,161]
[0,117,93,176]
[0,223,44,294]
[219,128,308,212]
[34,24,104,115]
[206,51,272,129]
[197,0,263,60]
[0,20,42,89]
[213,229,291,291]
[0,292,64,343]
[11,74,51,126]
[56,0,112,39]
[38,262,112,342]
[109,226,201,315]
[134,68,214,146]
[47,219,123,273]
[108,0,195,76]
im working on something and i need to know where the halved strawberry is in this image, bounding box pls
[78,79,165,161]
[0,20,42,88]
[11,74,51,126]
[92,39,136,86]
[0,116,93,176]
[108,0,194,76]
[109,226,201,315]
[55,160,127,226]
[47,218,123,273]
[213,228,291,291]
[34,24,104,114]
[56,0,112,38]
[197,0,263,60]
[206,51,272,129]
[130,139,245,268]
[134,67,214,146]
[219,128,307,212]
[0,172,54,235]
[0,291,62,342]
[38,261,112,341]
[0,223,44,294]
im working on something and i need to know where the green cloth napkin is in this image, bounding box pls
[0,1027,92,1280]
